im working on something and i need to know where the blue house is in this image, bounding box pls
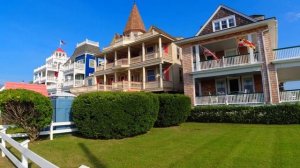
[62,39,101,92]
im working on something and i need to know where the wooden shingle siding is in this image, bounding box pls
[199,7,254,36]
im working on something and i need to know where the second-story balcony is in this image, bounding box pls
[193,53,259,72]
[63,80,85,88]
[63,62,85,74]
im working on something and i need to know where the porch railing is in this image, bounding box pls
[194,53,258,71]
[274,45,300,60]
[131,56,142,64]
[280,90,300,103]
[195,93,265,105]
[116,58,128,66]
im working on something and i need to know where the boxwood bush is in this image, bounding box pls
[72,92,159,139]
[155,94,191,127]
[0,89,53,141]
[188,103,300,124]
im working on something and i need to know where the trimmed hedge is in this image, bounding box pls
[0,89,53,141]
[155,94,191,127]
[72,92,159,139]
[188,103,300,124]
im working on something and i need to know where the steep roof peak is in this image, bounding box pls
[123,3,146,35]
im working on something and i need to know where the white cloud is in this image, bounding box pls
[286,12,300,22]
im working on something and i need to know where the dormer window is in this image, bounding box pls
[212,15,236,32]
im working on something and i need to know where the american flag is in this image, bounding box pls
[202,47,218,60]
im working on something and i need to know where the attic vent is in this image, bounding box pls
[250,15,265,21]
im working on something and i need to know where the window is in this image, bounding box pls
[216,79,226,95]
[212,15,236,32]
[88,79,93,86]
[214,22,220,31]
[177,47,181,59]
[147,69,156,81]
[221,20,227,29]
[146,46,154,54]
[179,68,183,82]
[243,77,254,93]
[89,59,95,68]
[229,18,235,27]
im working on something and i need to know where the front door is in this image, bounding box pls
[229,78,240,94]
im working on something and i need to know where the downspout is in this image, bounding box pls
[261,29,273,104]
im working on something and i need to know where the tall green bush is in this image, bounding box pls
[155,94,191,127]
[188,103,300,124]
[72,92,159,139]
[0,89,53,141]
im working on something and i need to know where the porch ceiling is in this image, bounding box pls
[204,38,237,51]
[277,67,300,82]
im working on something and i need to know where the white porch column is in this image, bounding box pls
[248,34,254,63]
[155,44,158,58]
[104,54,107,70]
[159,63,163,88]
[128,69,131,89]
[114,72,117,82]
[128,46,131,65]
[159,37,163,58]
[142,43,145,61]
[195,45,201,70]
[104,74,107,91]
[142,67,146,89]
[73,73,76,87]
[114,51,117,65]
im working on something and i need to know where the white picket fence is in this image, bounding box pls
[0,129,59,168]
[0,122,88,168]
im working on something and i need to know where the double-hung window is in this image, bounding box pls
[147,69,156,82]
[212,15,236,32]
[242,76,254,93]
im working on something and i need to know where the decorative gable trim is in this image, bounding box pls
[196,5,257,36]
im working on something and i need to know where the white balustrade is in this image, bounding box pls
[280,90,300,102]
[195,93,264,105]
[274,46,300,60]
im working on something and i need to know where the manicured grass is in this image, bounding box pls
[2,123,300,168]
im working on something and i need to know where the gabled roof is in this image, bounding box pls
[195,5,257,36]
[124,3,146,35]
[2,82,48,97]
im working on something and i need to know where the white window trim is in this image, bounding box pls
[215,78,227,95]
[241,75,255,93]
[212,15,236,32]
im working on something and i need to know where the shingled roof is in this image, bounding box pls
[123,3,146,35]
[71,43,100,57]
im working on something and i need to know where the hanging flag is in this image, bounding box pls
[202,46,218,60]
[238,39,256,50]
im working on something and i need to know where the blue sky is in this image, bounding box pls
[0,0,299,89]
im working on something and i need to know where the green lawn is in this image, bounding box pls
[2,123,300,168]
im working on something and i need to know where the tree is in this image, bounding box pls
[0,89,53,141]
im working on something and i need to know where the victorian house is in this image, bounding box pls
[176,5,300,106]
[71,3,183,94]
[33,48,68,95]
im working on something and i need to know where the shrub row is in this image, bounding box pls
[72,92,191,139]
[155,94,191,127]
[188,103,300,124]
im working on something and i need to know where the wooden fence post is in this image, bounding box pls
[20,139,30,168]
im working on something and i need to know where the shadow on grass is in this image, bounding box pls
[78,143,106,168]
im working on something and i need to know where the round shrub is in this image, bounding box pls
[0,89,53,141]
[155,94,191,127]
[72,92,159,139]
